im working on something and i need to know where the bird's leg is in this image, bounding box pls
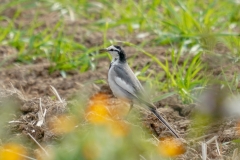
[125,101,134,118]
[129,101,134,113]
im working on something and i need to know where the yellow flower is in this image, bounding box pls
[0,143,27,160]
[158,138,185,157]
[86,93,130,137]
[86,93,111,124]
[86,103,110,124]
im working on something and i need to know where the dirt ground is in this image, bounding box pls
[1,4,240,160]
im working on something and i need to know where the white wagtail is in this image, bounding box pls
[100,45,180,138]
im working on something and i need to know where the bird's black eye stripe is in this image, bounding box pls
[110,49,118,52]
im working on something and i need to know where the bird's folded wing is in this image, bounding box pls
[114,77,138,97]
[113,65,144,98]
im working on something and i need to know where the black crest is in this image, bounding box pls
[114,45,126,62]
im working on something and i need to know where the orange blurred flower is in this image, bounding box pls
[86,103,111,124]
[86,93,130,121]
[49,115,77,134]
[86,93,130,136]
[86,93,111,124]
[158,138,185,157]
[0,143,27,160]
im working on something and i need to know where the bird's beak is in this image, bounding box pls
[99,48,108,53]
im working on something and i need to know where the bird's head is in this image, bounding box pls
[100,45,126,62]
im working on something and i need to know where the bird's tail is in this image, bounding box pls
[140,100,180,138]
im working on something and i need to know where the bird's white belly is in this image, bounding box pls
[108,76,130,100]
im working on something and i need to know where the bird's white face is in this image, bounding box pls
[106,45,120,61]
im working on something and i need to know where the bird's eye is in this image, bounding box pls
[110,49,114,51]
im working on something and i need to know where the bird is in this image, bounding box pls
[99,45,180,138]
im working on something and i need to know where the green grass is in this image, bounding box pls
[0,0,239,101]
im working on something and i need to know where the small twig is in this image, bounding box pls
[151,134,160,143]
[50,85,63,103]
[139,155,147,160]
[8,120,24,124]
[215,138,221,156]
[232,148,239,160]
[201,136,219,160]
[201,142,207,160]
[39,98,43,115]
[92,84,100,91]
[36,98,47,127]
[27,133,49,157]
[5,149,37,160]
[206,136,218,145]
[9,82,16,93]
